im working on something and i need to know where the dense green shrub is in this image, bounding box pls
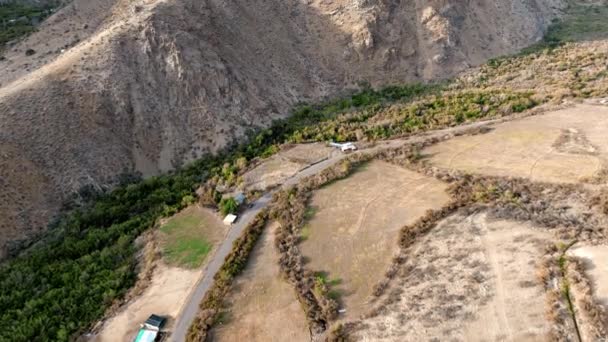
[219,198,238,216]
[1,2,55,47]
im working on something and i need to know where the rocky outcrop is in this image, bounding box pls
[0,0,566,257]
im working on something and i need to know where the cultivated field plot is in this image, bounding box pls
[424,104,608,183]
[243,143,335,190]
[353,213,555,341]
[159,205,225,268]
[211,223,309,342]
[300,161,450,320]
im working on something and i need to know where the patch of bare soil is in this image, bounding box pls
[424,104,608,184]
[210,222,309,342]
[353,213,555,341]
[300,160,450,321]
[94,264,199,342]
[243,143,336,191]
[280,143,335,165]
[242,157,304,191]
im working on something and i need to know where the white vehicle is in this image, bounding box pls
[329,142,357,153]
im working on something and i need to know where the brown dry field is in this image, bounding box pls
[424,104,608,184]
[243,143,335,191]
[570,245,608,309]
[353,213,556,341]
[300,160,450,321]
[211,222,309,342]
[94,206,224,342]
[281,143,336,164]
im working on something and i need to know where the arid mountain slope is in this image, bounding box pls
[0,0,565,257]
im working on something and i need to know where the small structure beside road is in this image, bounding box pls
[223,214,238,226]
[134,315,165,342]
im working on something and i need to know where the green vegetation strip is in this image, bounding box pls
[1,2,54,49]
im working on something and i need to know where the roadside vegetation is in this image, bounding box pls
[1,2,608,341]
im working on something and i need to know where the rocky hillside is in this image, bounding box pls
[0,0,565,257]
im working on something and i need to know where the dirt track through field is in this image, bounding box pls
[354,213,554,341]
[424,104,608,183]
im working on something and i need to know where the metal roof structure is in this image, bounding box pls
[223,214,238,226]
[134,329,158,342]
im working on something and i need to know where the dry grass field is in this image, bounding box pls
[211,223,310,342]
[300,160,450,321]
[243,143,336,191]
[424,104,608,184]
[353,213,556,341]
[280,143,335,164]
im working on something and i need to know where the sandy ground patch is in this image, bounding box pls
[243,143,336,191]
[354,213,555,341]
[424,104,608,183]
[211,222,309,342]
[280,143,335,164]
[300,160,450,321]
[94,264,199,342]
[570,245,608,309]
[94,206,225,342]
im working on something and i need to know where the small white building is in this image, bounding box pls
[223,214,238,226]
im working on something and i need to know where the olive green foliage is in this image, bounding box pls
[290,90,538,142]
[219,197,239,216]
[0,2,54,48]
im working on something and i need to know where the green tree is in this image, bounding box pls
[219,198,239,216]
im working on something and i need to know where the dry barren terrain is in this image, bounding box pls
[211,223,309,342]
[424,104,608,184]
[300,160,450,321]
[353,213,555,341]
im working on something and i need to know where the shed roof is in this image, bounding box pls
[144,314,165,328]
[223,214,238,225]
[134,329,158,342]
